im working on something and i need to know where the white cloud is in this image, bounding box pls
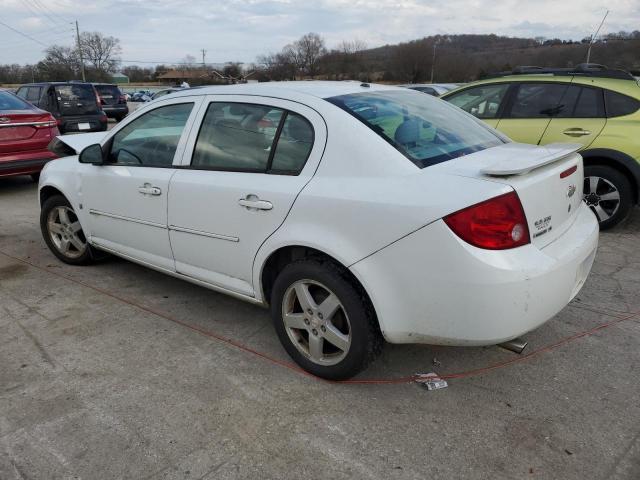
[0,0,637,64]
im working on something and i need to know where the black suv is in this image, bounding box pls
[16,82,108,133]
[92,83,129,121]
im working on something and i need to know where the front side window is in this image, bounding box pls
[446,83,510,119]
[507,83,570,118]
[191,102,314,174]
[109,103,194,167]
[328,90,504,168]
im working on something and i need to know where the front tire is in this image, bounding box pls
[583,165,633,230]
[270,259,383,380]
[40,195,96,265]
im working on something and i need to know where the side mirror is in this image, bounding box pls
[79,143,104,165]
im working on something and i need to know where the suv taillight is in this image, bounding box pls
[443,191,530,250]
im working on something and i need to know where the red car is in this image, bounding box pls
[0,89,59,181]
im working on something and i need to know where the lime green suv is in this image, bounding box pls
[441,65,640,229]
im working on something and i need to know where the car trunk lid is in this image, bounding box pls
[430,142,585,249]
[0,111,57,153]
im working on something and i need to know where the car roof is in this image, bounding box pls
[19,81,94,87]
[167,81,406,101]
[442,74,640,99]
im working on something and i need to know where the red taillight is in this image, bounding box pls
[443,191,530,250]
[33,115,58,129]
[119,95,126,104]
[560,165,577,178]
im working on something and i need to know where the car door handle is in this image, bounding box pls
[238,197,273,210]
[138,184,162,196]
[563,128,591,137]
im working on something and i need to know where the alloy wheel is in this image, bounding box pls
[281,279,352,366]
[47,206,87,259]
[583,175,621,223]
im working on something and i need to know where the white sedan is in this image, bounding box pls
[39,82,599,379]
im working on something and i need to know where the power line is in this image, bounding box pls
[29,0,70,26]
[0,18,48,47]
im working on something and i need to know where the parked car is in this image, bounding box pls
[150,87,186,101]
[441,64,640,229]
[39,82,598,379]
[16,82,108,134]
[0,89,59,181]
[399,83,460,96]
[130,91,153,102]
[92,83,129,121]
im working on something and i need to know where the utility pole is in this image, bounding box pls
[586,10,609,64]
[201,49,207,67]
[430,41,437,83]
[75,20,86,82]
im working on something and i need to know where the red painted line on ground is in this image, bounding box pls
[1,250,637,386]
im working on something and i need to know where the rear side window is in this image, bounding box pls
[446,83,510,119]
[328,90,504,168]
[191,102,314,174]
[16,87,28,99]
[0,90,33,110]
[604,90,640,117]
[25,87,41,103]
[270,113,314,173]
[554,86,605,118]
[507,83,569,118]
[55,84,96,103]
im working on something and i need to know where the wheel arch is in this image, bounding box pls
[39,184,66,206]
[581,148,640,204]
[259,245,378,325]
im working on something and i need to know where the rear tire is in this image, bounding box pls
[583,165,633,230]
[270,258,383,380]
[30,172,40,183]
[40,194,100,265]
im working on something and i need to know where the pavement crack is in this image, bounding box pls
[15,321,56,368]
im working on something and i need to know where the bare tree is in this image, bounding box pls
[294,33,327,77]
[79,32,121,73]
[38,45,80,80]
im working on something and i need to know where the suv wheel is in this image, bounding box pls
[270,259,383,380]
[583,165,633,230]
[40,195,98,265]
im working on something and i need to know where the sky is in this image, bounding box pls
[0,0,638,66]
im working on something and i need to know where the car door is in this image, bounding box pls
[444,83,511,128]
[496,82,571,144]
[80,96,202,270]
[168,95,326,296]
[539,85,606,149]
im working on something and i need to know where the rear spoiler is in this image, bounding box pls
[481,143,582,176]
[48,132,109,156]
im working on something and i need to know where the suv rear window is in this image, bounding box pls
[55,84,96,103]
[327,90,504,168]
[604,90,640,117]
[94,84,121,98]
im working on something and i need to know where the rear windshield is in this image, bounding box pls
[327,90,504,168]
[94,84,121,98]
[0,90,32,110]
[55,84,96,103]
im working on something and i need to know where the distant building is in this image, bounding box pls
[110,72,129,84]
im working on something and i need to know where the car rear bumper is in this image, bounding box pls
[59,116,108,133]
[101,105,129,117]
[0,151,57,177]
[350,202,599,345]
